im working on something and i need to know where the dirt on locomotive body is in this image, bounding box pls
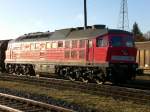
[0,25,138,84]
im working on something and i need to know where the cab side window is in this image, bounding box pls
[79,40,85,48]
[58,41,63,48]
[65,41,70,48]
[89,40,92,48]
[96,38,107,47]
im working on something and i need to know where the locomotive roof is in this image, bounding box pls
[13,25,132,42]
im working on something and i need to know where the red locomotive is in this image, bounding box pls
[4,25,138,83]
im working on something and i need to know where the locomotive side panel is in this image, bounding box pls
[5,39,90,75]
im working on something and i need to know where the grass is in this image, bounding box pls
[0,80,149,112]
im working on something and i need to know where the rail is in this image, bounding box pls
[0,92,74,112]
[0,74,150,104]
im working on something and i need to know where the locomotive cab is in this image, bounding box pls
[106,33,138,82]
[109,34,136,62]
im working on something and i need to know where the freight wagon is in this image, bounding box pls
[136,41,150,73]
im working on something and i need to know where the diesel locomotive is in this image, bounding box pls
[1,25,138,83]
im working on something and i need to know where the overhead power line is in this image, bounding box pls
[118,0,129,31]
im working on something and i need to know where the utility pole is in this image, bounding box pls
[118,0,129,31]
[84,0,87,30]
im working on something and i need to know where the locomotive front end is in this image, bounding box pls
[107,31,138,83]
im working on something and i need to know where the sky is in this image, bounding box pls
[0,0,149,39]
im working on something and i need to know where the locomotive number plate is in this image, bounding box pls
[111,56,135,61]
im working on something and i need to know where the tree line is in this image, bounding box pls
[132,22,150,42]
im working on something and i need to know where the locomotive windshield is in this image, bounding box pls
[111,36,134,47]
[111,36,122,47]
[124,36,134,47]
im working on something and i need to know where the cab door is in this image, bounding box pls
[94,36,108,63]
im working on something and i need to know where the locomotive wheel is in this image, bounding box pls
[68,76,75,81]
[15,65,22,75]
[94,78,103,85]
[23,66,30,76]
[8,68,14,74]
[59,69,64,77]
[74,70,80,80]
[6,65,14,74]
[80,77,88,83]
[94,70,105,84]
[68,70,76,81]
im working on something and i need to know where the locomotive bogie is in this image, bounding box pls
[6,63,35,76]
[55,65,106,83]
[107,63,137,83]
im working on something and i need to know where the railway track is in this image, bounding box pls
[0,74,150,104]
[118,80,150,90]
[0,92,74,112]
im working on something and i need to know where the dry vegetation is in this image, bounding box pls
[0,80,149,112]
[136,73,150,80]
